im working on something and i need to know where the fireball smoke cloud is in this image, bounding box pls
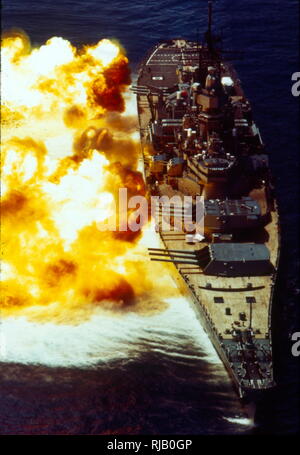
[0,30,175,323]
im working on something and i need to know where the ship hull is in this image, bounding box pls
[134,38,280,401]
[155,227,279,402]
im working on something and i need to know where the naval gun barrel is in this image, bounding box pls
[150,258,199,265]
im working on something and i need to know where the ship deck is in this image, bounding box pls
[153,183,279,340]
[135,39,280,395]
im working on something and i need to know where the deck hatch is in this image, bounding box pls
[214,296,224,303]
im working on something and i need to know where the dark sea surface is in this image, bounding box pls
[1,0,299,435]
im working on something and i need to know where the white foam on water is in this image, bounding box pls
[0,221,225,368]
[0,294,221,368]
[223,416,254,427]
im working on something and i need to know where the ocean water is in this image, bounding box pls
[1,0,299,435]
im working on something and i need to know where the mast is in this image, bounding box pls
[207,1,213,52]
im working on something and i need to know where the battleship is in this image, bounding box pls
[132,2,280,400]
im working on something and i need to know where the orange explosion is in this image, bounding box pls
[0,30,169,323]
